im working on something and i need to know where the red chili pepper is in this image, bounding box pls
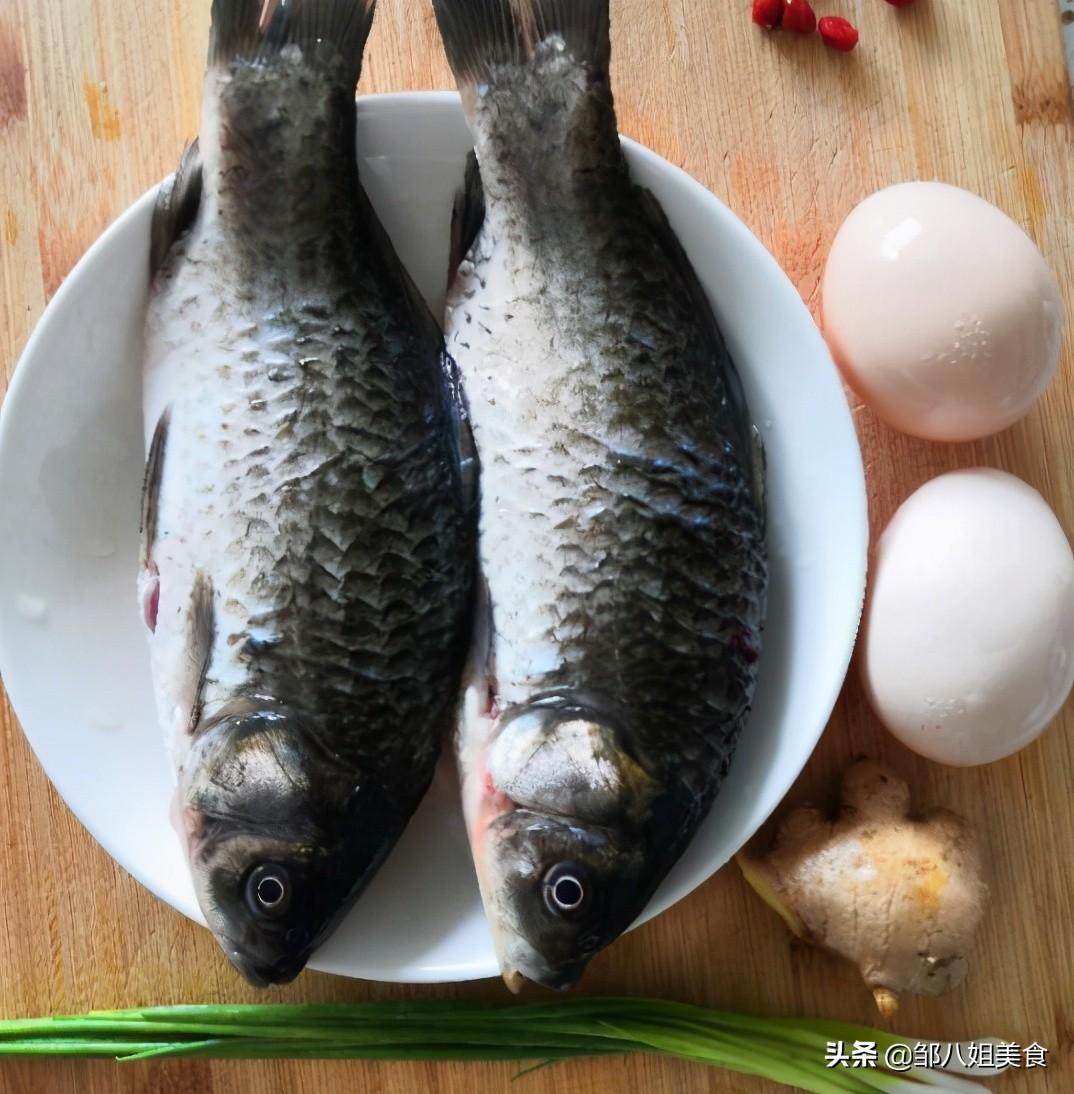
[752,0,784,29]
[884,0,915,7]
[782,0,817,34]
[818,15,859,51]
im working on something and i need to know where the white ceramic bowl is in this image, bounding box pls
[0,92,867,983]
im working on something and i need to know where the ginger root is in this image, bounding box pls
[737,759,987,1017]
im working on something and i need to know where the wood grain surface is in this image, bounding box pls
[0,1,1072,1091]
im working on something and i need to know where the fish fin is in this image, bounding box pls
[636,187,765,516]
[433,0,609,87]
[457,573,495,756]
[207,0,264,62]
[449,150,485,280]
[442,349,479,516]
[150,142,202,278]
[528,0,610,73]
[209,0,376,83]
[183,572,216,734]
[750,424,767,532]
[140,408,170,567]
[433,0,523,86]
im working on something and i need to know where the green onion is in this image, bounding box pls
[0,998,999,1092]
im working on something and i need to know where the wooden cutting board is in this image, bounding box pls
[0,1,1071,1091]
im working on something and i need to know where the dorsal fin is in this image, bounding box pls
[449,149,485,280]
[150,141,203,278]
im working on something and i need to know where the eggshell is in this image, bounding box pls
[822,182,1064,441]
[861,469,1074,766]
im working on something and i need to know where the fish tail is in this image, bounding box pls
[201,0,377,216]
[209,0,376,86]
[434,0,619,196]
[433,0,610,92]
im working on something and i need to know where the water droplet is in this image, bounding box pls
[16,594,47,622]
[85,536,116,559]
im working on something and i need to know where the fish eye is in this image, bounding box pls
[542,863,588,916]
[245,863,292,918]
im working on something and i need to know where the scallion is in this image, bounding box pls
[0,997,1002,1092]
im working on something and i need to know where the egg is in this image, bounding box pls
[822,182,1064,441]
[861,469,1074,766]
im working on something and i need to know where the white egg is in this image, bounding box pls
[861,468,1074,766]
[822,182,1064,441]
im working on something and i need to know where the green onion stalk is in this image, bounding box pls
[0,997,1008,1091]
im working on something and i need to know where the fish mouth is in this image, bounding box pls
[498,930,591,993]
[500,959,588,993]
[223,942,309,988]
[501,967,526,994]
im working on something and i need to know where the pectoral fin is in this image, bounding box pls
[140,408,170,570]
[180,571,216,735]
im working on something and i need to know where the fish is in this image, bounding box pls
[140,0,475,986]
[433,0,768,990]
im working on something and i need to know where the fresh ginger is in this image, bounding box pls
[737,759,987,1017]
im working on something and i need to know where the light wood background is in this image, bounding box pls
[0,1,1072,1091]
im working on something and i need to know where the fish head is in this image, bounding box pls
[471,699,667,991]
[175,700,397,986]
[482,808,645,991]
